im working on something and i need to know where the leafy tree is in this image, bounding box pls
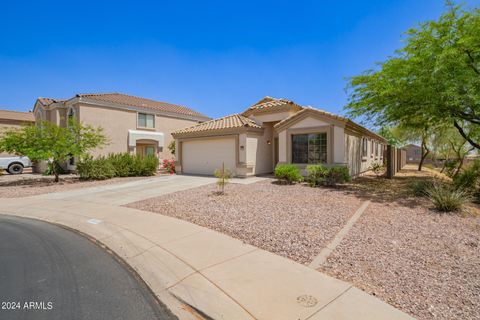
[346,3,480,154]
[431,126,474,175]
[0,120,107,182]
[378,126,402,147]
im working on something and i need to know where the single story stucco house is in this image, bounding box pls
[34,93,210,171]
[172,97,387,177]
[0,109,35,157]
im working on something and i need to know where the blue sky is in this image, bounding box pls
[1,0,479,120]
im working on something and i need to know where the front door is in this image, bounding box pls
[274,137,279,167]
[136,144,156,157]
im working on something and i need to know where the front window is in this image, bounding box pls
[362,138,368,157]
[138,113,155,128]
[292,133,327,164]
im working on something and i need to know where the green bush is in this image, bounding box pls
[306,164,328,187]
[306,164,351,187]
[131,155,159,176]
[77,156,116,180]
[77,153,159,180]
[410,179,435,197]
[369,162,385,177]
[425,183,469,212]
[108,153,136,177]
[274,164,303,184]
[324,166,351,186]
[454,160,480,190]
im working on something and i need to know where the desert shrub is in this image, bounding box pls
[214,166,232,194]
[162,159,176,174]
[77,153,158,180]
[410,179,435,197]
[274,164,303,184]
[369,162,385,177]
[425,183,469,212]
[454,160,480,190]
[77,156,116,180]
[324,165,351,186]
[306,164,328,187]
[306,164,350,187]
[131,155,159,176]
[108,153,135,177]
[444,159,459,178]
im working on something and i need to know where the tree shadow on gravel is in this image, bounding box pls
[337,166,451,208]
[271,166,448,208]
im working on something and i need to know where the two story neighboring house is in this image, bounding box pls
[33,93,210,170]
[0,110,35,157]
[172,96,387,178]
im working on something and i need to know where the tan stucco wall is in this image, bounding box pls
[246,123,274,174]
[250,111,296,123]
[278,130,287,162]
[333,126,345,164]
[289,117,329,129]
[78,104,136,157]
[77,104,199,159]
[156,115,199,159]
[344,131,385,177]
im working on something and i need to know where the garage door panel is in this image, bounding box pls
[182,138,236,175]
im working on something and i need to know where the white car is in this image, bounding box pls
[0,156,32,174]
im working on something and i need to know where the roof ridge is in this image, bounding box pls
[80,92,191,108]
[0,109,32,114]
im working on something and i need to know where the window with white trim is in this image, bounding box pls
[362,138,368,157]
[138,113,155,129]
[292,133,327,164]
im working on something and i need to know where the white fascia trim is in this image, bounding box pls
[128,130,164,147]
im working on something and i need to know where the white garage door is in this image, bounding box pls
[182,138,236,175]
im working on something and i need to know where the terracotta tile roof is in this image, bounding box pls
[242,96,303,115]
[172,114,262,136]
[0,110,35,122]
[77,93,209,119]
[38,97,65,106]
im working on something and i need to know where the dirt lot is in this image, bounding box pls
[0,173,151,198]
[128,166,480,320]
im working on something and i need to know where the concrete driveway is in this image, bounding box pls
[35,174,217,205]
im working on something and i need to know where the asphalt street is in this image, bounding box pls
[0,215,178,320]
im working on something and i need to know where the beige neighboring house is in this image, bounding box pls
[172,96,387,178]
[33,93,209,170]
[0,110,35,157]
[402,144,423,163]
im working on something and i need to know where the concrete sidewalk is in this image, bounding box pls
[0,194,413,320]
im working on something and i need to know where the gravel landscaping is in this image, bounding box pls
[0,174,151,198]
[127,166,480,320]
[127,180,364,264]
[320,202,480,320]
